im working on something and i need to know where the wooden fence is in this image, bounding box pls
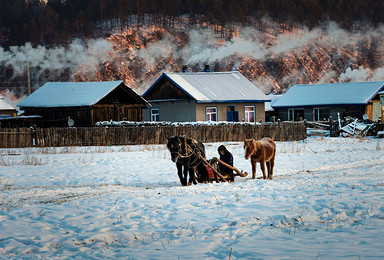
[0,122,306,148]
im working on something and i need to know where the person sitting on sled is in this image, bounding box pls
[217,145,234,182]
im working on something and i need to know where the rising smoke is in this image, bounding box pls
[1,18,383,98]
[0,39,112,81]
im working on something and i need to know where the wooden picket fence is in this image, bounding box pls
[0,122,306,148]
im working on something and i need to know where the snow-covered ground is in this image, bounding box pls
[1,137,384,259]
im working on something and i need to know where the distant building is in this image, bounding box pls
[379,91,384,122]
[142,71,270,122]
[18,81,148,127]
[272,81,384,122]
[0,94,16,117]
[265,94,282,122]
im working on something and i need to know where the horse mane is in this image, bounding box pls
[253,140,262,153]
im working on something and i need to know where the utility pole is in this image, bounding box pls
[27,58,31,95]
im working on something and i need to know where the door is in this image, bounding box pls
[372,101,382,121]
[227,106,239,122]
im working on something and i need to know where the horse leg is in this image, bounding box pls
[197,163,208,183]
[266,161,272,179]
[251,161,257,179]
[268,152,276,180]
[260,160,267,179]
[177,163,187,186]
[188,168,196,185]
[182,165,189,186]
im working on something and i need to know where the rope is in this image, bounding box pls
[173,137,247,182]
[215,158,248,177]
[173,145,194,159]
[172,140,201,167]
[195,150,229,182]
[184,136,188,156]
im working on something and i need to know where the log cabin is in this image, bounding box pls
[17,81,148,127]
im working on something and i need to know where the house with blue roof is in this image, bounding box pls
[18,81,148,127]
[272,81,384,122]
[142,71,270,122]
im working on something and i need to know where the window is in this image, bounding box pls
[150,108,160,122]
[288,108,304,121]
[206,107,217,121]
[313,108,330,121]
[244,106,255,122]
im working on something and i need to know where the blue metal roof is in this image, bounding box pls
[272,81,384,108]
[18,81,147,108]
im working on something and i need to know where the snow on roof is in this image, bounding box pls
[272,81,384,108]
[0,98,16,111]
[265,94,282,111]
[144,71,270,103]
[18,81,125,108]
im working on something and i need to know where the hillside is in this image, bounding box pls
[0,16,383,100]
[73,19,384,94]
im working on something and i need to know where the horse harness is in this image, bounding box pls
[170,136,248,182]
[172,136,202,167]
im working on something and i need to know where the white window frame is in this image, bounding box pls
[244,105,255,122]
[288,109,294,121]
[150,108,160,122]
[313,108,320,121]
[206,107,218,121]
[288,108,304,121]
[313,107,330,121]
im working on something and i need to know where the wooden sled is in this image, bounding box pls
[195,153,248,183]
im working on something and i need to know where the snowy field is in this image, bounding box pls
[1,137,384,259]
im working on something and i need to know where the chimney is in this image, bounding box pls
[182,65,187,73]
[204,64,210,72]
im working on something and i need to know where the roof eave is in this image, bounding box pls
[118,82,151,106]
[143,73,197,101]
[19,105,92,109]
[272,103,368,108]
[142,74,165,97]
[164,74,197,100]
[363,86,384,105]
[196,99,270,104]
[88,80,124,106]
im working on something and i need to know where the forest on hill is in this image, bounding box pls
[0,0,383,99]
[1,0,383,47]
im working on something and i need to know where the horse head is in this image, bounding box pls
[167,136,182,162]
[244,139,261,160]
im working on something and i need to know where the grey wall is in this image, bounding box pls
[276,105,366,121]
[144,100,196,122]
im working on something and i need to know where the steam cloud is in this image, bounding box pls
[0,39,112,78]
[1,18,383,97]
[182,22,384,85]
[135,20,383,93]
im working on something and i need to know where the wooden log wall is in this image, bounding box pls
[0,122,306,148]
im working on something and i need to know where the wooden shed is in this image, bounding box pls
[17,81,148,127]
[0,94,16,117]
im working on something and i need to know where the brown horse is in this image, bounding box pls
[244,137,276,180]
